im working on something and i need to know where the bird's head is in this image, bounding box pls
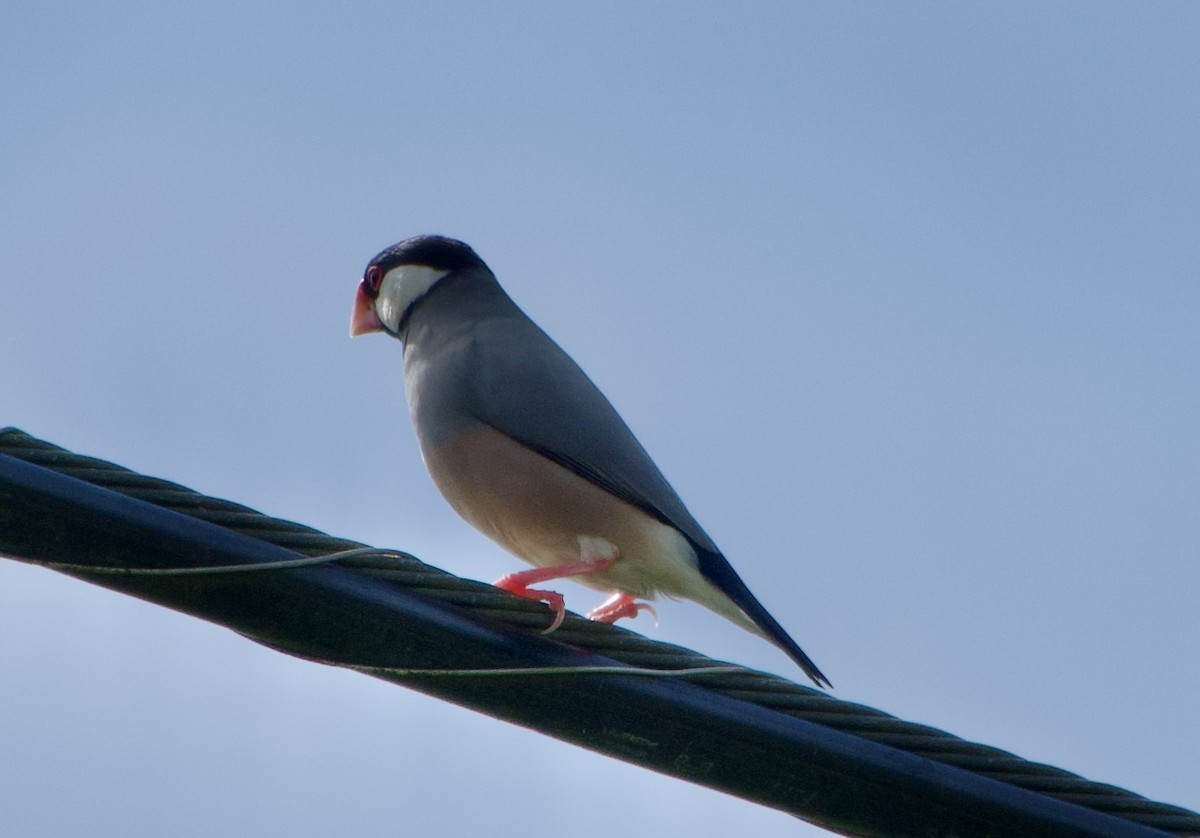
[350,235,487,338]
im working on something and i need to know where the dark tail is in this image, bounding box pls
[696,547,832,689]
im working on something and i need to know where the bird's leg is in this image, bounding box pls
[494,547,618,634]
[586,592,658,626]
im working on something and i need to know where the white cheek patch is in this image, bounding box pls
[376,265,451,333]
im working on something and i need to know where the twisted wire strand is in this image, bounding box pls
[2,428,1196,836]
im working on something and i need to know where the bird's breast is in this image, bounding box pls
[421,424,700,598]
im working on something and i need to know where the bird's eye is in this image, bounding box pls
[363,265,384,298]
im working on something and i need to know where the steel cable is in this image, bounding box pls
[2,427,1196,836]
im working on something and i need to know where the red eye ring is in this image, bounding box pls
[363,265,384,297]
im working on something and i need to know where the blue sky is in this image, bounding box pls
[2,4,1197,836]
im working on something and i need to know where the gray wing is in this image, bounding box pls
[461,311,721,555]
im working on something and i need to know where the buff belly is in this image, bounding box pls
[421,424,703,600]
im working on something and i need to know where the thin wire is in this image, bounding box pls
[351,664,748,679]
[24,547,413,576]
[18,545,749,683]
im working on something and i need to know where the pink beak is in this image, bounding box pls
[350,284,384,337]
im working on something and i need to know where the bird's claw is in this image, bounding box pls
[540,591,566,633]
[587,592,658,626]
[494,574,567,633]
[494,556,621,634]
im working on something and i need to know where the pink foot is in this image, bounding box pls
[494,556,617,634]
[493,578,568,632]
[586,592,658,626]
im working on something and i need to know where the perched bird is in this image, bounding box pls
[350,235,830,688]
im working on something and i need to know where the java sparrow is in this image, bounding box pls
[350,235,830,688]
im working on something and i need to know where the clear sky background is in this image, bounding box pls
[2,4,1197,836]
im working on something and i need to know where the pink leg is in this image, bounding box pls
[494,556,617,633]
[586,592,658,626]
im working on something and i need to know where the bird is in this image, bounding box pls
[350,235,830,688]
